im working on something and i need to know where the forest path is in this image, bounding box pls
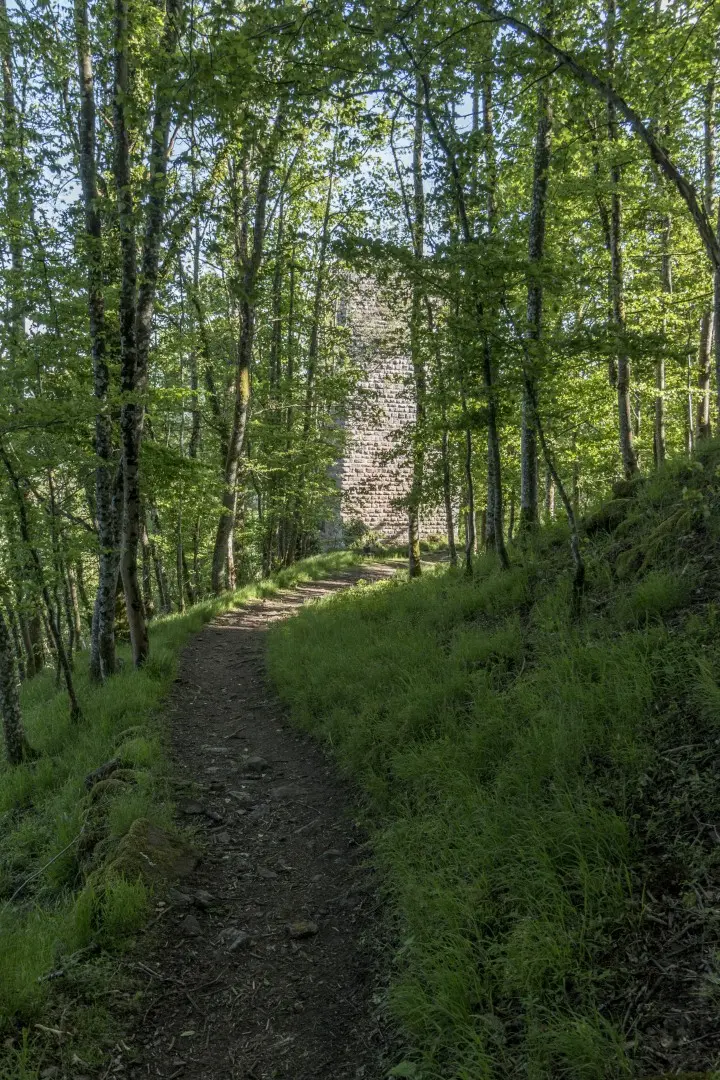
[122,562,398,1080]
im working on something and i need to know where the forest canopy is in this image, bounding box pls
[1,0,719,760]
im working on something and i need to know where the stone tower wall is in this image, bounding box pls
[322,283,447,546]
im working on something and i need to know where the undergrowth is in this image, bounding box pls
[0,549,366,1079]
[268,445,720,1080]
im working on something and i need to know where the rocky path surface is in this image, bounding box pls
[123,563,398,1080]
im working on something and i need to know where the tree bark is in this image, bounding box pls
[114,0,182,664]
[697,78,716,440]
[407,82,426,579]
[605,0,639,479]
[0,605,33,765]
[2,450,81,720]
[655,212,670,465]
[212,115,284,594]
[520,63,552,533]
[75,0,118,681]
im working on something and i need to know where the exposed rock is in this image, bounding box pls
[269,783,306,800]
[103,819,198,885]
[244,755,269,773]
[286,920,318,939]
[229,791,256,808]
[179,800,206,816]
[87,777,129,804]
[219,927,251,953]
[84,758,121,790]
[193,889,215,910]
[257,866,278,880]
[168,887,193,907]
[584,498,633,536]
[181,913,202,938]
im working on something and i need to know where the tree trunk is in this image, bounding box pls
[606,0,639,479]
[0,605,33,765]
[408,83,426,579]
[484,428,495,552]
[654,213,670,465]
[441,426,457,567]
[462,409,475,574]
[27,609,44,676]
[0,0,25,350]
[67,567,85,650]
[114,0,182,664]
[6,603,24,681]
[545,469,555,520]
[75,0,118,680]
[481,331,510,568]
[520,67,552,534]
[212,124,282,594]
[141,518,155,619]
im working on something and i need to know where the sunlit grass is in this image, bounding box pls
[268,448,720,1080]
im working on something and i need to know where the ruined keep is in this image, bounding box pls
[321,283,447,547]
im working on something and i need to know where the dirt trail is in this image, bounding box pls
[123,563,398,1080]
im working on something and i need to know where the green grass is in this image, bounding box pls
[268,446,720,1080]
[0,549,367,1078]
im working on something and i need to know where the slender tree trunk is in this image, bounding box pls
[27,609,44,676]
[6,602,24,681]
[0,606,33,765]
[141,518,155,619]
[0,0,25,350]
[481,330,510,568]
[176,517,185,614]
[408,82,426,579]
[654,214,670,465]
[441,427,457,567]
[114,0,182,663]
[686,352,695,454]
[606,0,639,478]
[545,469,555,520]
[75,0,117,681]
[485,429,495,552]
[520,64,552,533]
[114,0,146,664]
[212,121,283,594]
[67,567,85,649]
[1,452,81,720]
[461,396,475,574]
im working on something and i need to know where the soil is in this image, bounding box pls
[121,563,399,1080]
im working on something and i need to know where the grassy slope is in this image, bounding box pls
[0,551,366,1080]
[268,448,720,1080]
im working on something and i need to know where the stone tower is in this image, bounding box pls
[321,282,446,547]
